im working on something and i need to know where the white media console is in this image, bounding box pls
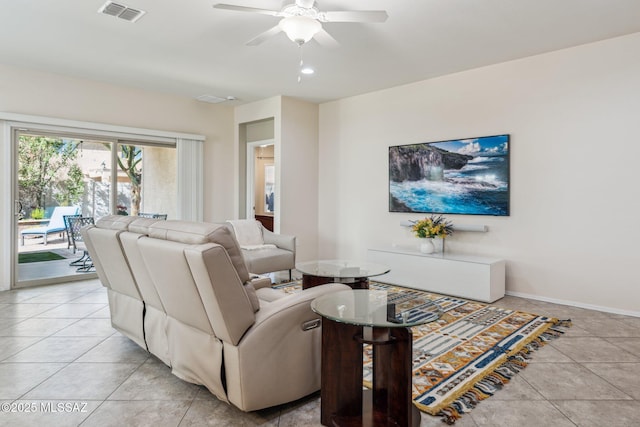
[367,246,505,302]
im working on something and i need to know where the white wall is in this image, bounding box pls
[280,97,319,262]
[246,119,275,142]
[0,63,235,223]
[234,96,319,262]
[318,33,640,315]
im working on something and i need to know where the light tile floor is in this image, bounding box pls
[0,279,638,427]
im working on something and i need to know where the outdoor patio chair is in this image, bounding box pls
[63,214,82,250]
[20,206,79,245]
[68,216,95,272]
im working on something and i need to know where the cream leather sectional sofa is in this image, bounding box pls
[82,215,349,411]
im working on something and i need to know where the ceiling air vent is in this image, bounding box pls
[98,1,146,23]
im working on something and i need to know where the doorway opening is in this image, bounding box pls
[246,141,275,231]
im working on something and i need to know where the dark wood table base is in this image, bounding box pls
[320,318,415,427]
[302,274,370,290]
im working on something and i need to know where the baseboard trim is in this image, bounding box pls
[505,290,640,318]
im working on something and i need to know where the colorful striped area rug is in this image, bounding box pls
[273,280,571,425]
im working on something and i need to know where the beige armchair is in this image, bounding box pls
[227,220,296,280]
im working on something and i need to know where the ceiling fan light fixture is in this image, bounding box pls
[279,16,321,44]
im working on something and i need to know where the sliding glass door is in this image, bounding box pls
[14,133,176,287]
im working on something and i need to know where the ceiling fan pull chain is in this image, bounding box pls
[297,44,304,83]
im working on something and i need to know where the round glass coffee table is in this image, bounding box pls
[312,289,442,427]
[296,259,390,290]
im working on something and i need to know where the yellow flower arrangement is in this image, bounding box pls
[412,215,454,239]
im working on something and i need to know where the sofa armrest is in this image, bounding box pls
[223,282,351,410]
[234,283,351,347]
[252,283,350,325]
[248,276,272,290]
[221,283,349,346]
[262,226,296,253]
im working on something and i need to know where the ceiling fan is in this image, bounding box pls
[213,0,388,47]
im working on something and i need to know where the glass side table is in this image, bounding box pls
[312,289,441,427]
[296,259,390,290]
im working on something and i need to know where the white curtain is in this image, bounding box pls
[177,138,203,222]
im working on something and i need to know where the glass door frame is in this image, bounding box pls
[12,130,119,288]
[1,113,204,292]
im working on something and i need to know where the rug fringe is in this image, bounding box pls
[435,318,571,424]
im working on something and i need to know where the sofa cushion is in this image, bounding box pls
[84,226,141,300]
[243,247,294,276]
[249,276,273,290]
[184,243,256,345]
[138,237,216,335]
[95,214,139,230]
[255,287,288,302]
[148,220,251,283]
[243,282,260,312]
[129,217,163,235]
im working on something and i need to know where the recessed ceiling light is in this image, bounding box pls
[300,67,315,75]
[196,94,237,104]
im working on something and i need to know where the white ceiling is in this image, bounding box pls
[2,0,640,105]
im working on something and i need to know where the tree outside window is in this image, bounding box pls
[116,144,142,216]
[18,136,84,218]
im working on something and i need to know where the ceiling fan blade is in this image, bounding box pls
[313,28,339,48]
[213,4,281,17]
[246,25,282,46]
[321,10,388,23]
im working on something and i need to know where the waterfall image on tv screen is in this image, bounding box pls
[389,134,510,216]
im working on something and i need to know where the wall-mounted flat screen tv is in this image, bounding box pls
[389,134,510,216]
